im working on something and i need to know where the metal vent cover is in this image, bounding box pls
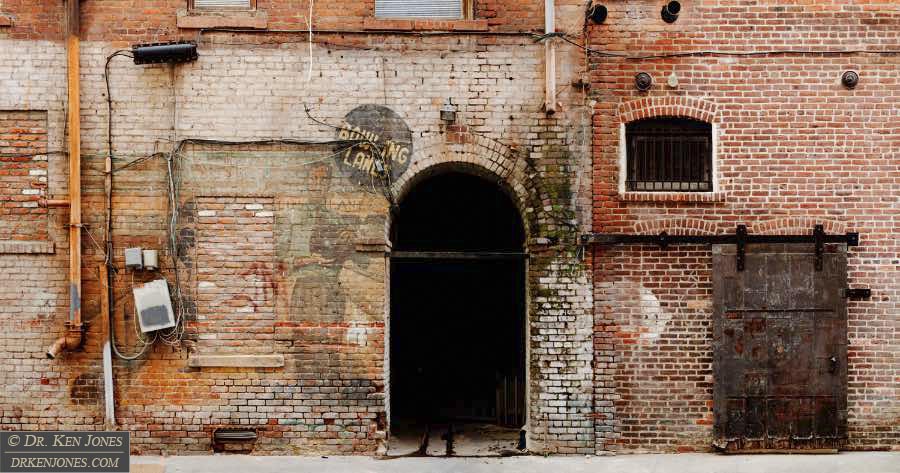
[193,0,252,9]
[214,429,258,442]
[375,0,463,19]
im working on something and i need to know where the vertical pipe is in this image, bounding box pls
[99,264,116,427]
[49,0,83,359]
[544,0,556,114]
[66,0,82,336]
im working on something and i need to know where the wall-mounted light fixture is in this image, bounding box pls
[661,1,681,23]
[440,98,458,124]
[373,156,386,176]
[132,41,198,65]
[635,72,653,91]
[589,4,608,24]
[841,70,859,89]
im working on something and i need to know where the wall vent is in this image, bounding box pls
[193,0,252,9]
[375,0,463,19]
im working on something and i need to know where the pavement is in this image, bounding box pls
[131,451,900,473]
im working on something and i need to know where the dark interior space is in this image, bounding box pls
[390,170,525,252]
[390,171,527,452]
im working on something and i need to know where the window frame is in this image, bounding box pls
[618,117,718,194]
[374,0,472,20]
[188,0,256,11]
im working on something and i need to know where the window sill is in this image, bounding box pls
[355,238,387,253]
[619,191,727,203]
[0,240,54,254]
[187,354,284,368]
[363,18,488,32]
[176,8,267,29]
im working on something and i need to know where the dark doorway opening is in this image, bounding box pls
[389,171,527,456]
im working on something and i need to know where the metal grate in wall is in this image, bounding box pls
[193,0,252,9]
[375,0,463,19]
[626,117,713,192]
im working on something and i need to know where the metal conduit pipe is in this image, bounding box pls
[544,0,556,114]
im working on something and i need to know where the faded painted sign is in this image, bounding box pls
[336,105,412,184]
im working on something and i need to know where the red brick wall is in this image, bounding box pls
[0,1,64,40]
[74,0,548,42]
[195,197,276,353]
[0,0,556,43]
[0,110,48,241]
[590,0,899,453]
[595,245,715,452]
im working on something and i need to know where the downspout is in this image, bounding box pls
[47,0,83,359]
[544,0,556,114]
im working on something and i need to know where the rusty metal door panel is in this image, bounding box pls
[713,243,848,452]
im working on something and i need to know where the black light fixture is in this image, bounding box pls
[635,72,653,91]
[841,70,859,89]
[132,41,198,65]
[589,4,608,24]
[661,1,681,23]
[440,98,458,123]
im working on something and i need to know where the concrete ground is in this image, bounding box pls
[388,422,521,456]
[131,452,900,473]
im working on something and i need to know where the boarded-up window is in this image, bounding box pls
[0,110,48,241]
[195,197,275,353]
[190,0,254,10]
[375,0,464,19]
[626,117,713,192]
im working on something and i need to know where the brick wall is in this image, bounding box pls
[0,40,92,434]
[0,110,48,241]
[589,0,899,453]
[3,0,893,458]
[0,23,594,454]
[0,0,595,43]
[195,197,276,353]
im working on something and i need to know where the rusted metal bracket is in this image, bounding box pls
[813,224,825,271]
[581,224,860,271]
[389,251,528,261]
[736,224,747,271]
[843,288,871,299]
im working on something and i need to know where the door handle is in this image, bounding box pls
[829,356,838,374]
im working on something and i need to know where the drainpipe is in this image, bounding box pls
[544,0,556,114]
[47,0,83,359]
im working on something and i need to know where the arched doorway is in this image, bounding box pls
[389,170,527,455]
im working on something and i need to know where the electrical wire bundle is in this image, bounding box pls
[105,47,395,359]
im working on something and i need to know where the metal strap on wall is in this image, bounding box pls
[375,0,463,19]
[582,224,859,271]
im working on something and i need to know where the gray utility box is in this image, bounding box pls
[133,279,176,333]
[124,247,143,270]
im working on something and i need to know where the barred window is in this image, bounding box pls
[626,118,713,192]
[190,0,255,10]
[375,0,466,19]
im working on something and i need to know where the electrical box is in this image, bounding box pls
[133,279,176,333]
[142,249,159,271]
[124,247,143,270]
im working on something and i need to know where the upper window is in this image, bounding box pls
[625,117,713,192]
[375,0,466,19]
[189,0,255,10]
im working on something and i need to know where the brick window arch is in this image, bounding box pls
[617,97,719,195]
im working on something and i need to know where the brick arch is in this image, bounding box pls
[630,217,718,236]
[618,96,718,124]
[390,131,546,241]
[749,217,848,235]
